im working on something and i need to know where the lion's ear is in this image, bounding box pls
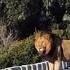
[34,33,39,40]
[34,28,41,39]
[34,27,41,35]
[35,33,41,42]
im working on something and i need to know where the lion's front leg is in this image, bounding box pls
[48,61,54,70]
[54,60,61,70]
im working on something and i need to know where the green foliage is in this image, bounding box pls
[4,0,26,25]
[1,0,69,39]
[0,36,42,69]
[66,2,70,15]
[3,0,43,25]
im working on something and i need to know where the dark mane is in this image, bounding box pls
[41,34,61,62]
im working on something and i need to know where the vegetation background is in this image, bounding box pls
[0,0,70,69]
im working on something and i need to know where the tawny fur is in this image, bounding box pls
[61,40,70,61]
[35,31,53,55]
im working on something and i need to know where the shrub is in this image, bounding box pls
[0,36,42,69]
[0,25,16,48]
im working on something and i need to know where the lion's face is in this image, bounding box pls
[35,32,53,55]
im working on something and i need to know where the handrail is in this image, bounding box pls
[1,61,70,70]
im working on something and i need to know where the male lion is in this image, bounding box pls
[34,31,60,70]
[34,31,70,70]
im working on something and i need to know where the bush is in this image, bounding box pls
[66,2,70,15]
[0,36,42,69]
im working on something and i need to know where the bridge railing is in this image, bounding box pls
[1,61,70,70]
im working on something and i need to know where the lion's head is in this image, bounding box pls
[34,31,53,55]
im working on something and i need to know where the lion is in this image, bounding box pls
[34,31,70,70]
[34,31,61,70]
